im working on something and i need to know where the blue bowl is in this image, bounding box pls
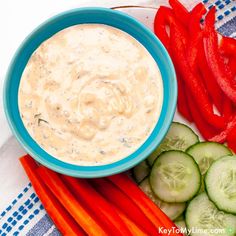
[3,7,177,178]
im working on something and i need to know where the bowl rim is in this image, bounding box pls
[3,7,177,178]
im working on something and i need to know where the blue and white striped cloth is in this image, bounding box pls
[0,137,60,236]
[0,184,59,236]
[0,1,235,235]
[203,0,236,38]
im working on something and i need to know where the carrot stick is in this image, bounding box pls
[91,178,159,236]
[114,206,149,236]
[37,166,108,236]
[19,155,85,236]
[62,176,132,236]
[108,174,182,236]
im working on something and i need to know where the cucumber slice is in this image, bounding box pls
[150,151,201,203]
[132,161,150,183]
[186,193,236,236]
[205,155,236,214]
[187,142,232,175]
[174,220,187,236]
[139,178,186,220]
[147,122,199,166]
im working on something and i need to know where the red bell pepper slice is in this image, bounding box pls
[186,92,218,140]
[203,7,236,105]
[170,19,226,129]
[228,56,236,77]
[154,6,192,121]
[187,31,203,71]
[154,6,189,51]
[220,36,236,77]
[177,74,193,122]
[222,98,233,120]
[210,116,236,143]
[220,36,236,57]
[227,124,236,153]
[169,0,189,28]
[154,6,175,51]
[187,3,206,71]
[198,42,224,113]
[188,3,206,33]
[219,36,236,78]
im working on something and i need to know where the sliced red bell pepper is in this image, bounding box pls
[222,98,233,120]
[187,3,206,71]
[187,30,203,72]
[20,155,85,236]
[91,178,158,236]
[209,130,227,143]
[203,7,236,104]
[228,56,236,77]
[61,176,132,236]
[220,36,236,57]
[177,75,193,122]
[220,36,236,78]
[210,115,236,143]
[186,90,218,140]
[184,4,216,127]
[154,6,192,122]
[170,19,226,129]
[198,42,224,113]
[227,124,236,153]
[108,174,182,236]
[169,0,189,28]
[188,3,206,33]
[154,6,189,49]
[154,6,175,51]
[227,139,236,153]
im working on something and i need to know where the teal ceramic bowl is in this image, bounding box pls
[3,7,177,178]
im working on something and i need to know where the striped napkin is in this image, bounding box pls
[0,1,235,235]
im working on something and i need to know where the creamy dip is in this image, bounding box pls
[18,24,163,165]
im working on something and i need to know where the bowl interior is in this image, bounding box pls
[3,7,177,178]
